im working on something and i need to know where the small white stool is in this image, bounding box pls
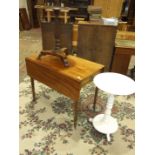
[89,72,135,141]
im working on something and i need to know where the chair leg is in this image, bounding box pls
[93,87,99,111]
[30,77,36,101]
[74,101,78,129]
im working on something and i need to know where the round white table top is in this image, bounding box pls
[93,72,135,95]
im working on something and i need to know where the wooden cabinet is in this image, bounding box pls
[94,0,124,18]
[111,31,135,75]
[111,46,134,75]
[19,8,31,30]
[27,0,44,28]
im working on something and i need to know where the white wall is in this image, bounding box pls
[19,0,28,9]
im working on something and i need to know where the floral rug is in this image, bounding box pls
[19,77,135,155]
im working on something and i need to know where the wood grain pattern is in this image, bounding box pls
[111,47,135,75]
[77,24,117,71]
[94,0,123,18]
[19,8,31,30]
[27,0,40,28]
[25,54,104,100]
[41,22,73,53]
[112,30,135,75]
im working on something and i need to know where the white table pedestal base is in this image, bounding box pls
[90,72,135,142]
[91,114,118,141]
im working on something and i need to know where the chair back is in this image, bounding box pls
[77,24,117,71]
[41,22,73,53]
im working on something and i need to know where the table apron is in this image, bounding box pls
[26,61,81,101]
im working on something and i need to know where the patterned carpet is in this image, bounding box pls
[19,77,135,155]
[19,29,135,155]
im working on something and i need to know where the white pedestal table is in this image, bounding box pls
[90,72,135,141]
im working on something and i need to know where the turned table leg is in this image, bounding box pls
[30,77,36,101]
[74,100,78,129]
[93,87,99,111]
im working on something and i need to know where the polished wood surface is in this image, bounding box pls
[26,54,104,100]
[25,54,104,128]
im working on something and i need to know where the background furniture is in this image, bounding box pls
[111,46,134,75]
[40,21,73,66]
[91,72,135,141]
[77,23,117,71]
[111,31,135,75]
[19,8,31,30]
[27,0,43,28]
[25,54,104,128]
[94,0,124,18]
[45,7,77,23]
[120,0,135,31]
[34,4,48,23]
[64,0,93,21]
[41,22,73,53]
[121,0,135,23]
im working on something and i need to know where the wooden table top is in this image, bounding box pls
[26,54,104,83]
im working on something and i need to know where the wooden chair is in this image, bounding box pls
[77,24,117,71]
[38,21,73,66]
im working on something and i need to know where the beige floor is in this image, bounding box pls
[19,28,42,83]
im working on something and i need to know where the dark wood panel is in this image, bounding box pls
[27,0,43,28]
[77,24,117,71]
[111,47,135,75]
[19,8,31,30]
[41,22,73,53]
[19,15,24,31]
